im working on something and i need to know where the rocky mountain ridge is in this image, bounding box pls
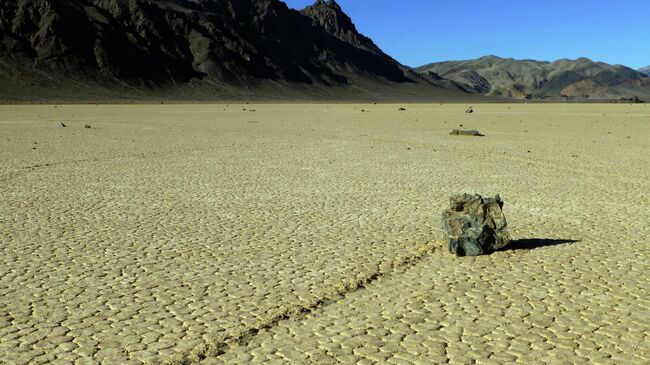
[1,0,646,102]
[416,55,650,100]
[0,0,466,101]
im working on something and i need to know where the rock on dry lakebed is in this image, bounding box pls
[442,193,511,256]
[449,129,484,136]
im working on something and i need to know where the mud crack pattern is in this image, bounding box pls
[1,104,649,364]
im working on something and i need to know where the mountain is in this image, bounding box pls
[639,66,650,76]
[416,56,650,100]
[0,0,470,102]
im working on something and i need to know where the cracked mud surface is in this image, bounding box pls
[1,104,649,364]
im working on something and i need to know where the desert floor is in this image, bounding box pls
[1,103,649,365]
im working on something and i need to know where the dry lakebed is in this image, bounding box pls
[1,103,649,364]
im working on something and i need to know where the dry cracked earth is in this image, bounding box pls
[0,103,649,364]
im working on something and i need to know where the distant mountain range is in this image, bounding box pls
[416,56,650,100]
[0,0,647,102]
[639,66,650,76]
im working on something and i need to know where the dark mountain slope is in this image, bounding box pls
[300,0,382,54]
[0,0,471,102]
[416,56,650,100]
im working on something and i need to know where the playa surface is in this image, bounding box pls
[1,103,648,364]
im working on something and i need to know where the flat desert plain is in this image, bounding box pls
[1,103,649,365]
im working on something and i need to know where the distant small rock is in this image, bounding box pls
[614,96,644,104]
[442,193,511,256]
[465,107,474,113]
[449,129,484,136]
[84,124,91,129]
[399,107,406,111]
[60,122,66,127]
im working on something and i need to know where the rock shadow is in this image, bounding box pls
[503,238,581,251]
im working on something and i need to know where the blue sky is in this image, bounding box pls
[283,0,650,69]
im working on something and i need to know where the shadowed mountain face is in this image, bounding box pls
[416,56,650,100]
[300,0,381,54]
[0,0,464,101]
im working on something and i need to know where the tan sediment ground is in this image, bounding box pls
[1,103,649,364]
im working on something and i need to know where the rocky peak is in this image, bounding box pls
[300,0,381,54]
